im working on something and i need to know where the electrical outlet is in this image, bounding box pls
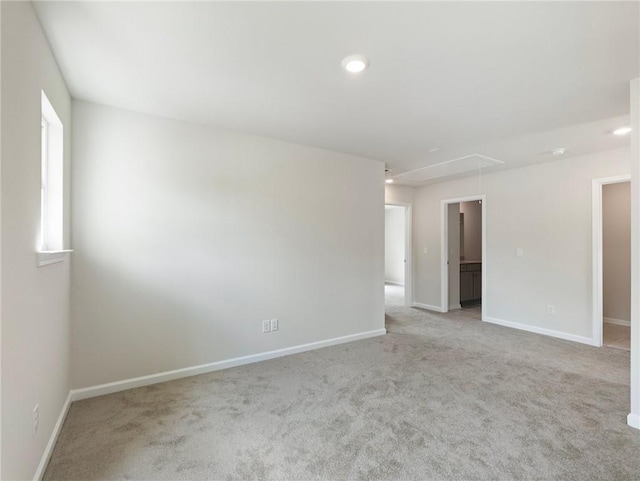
[270,318,278,331]
[546,305,555,315]
[33,404,39,435]
[262,320,271,333]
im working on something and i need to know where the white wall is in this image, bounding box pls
[603,182,631,323]
[71,101,385,389]
[385,184,414,205]
[385,206,405,285]
[413,148,629,342]
[1,3,72,480]
[460,200,482,261]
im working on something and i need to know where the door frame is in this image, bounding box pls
[441,194,486,320]
[591,174,631,346]
[385,201,413,306]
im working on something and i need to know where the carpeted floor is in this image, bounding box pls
[44,285,640,480]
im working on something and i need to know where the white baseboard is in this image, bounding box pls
[71,328,387,402]
[483,316,597,346]
[385,280,404,286]
[412,302,445,313]
[604,317,631,327]
[33,391,72,481]
[628,413,640,430]
[449,304,461,311]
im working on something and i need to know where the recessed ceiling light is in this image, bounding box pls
[613,126,632,136]
[341,55,369,73]
[385,179,394,184]
[551,147,566,156]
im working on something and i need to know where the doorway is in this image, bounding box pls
[385,202,412,307]
[593,175,631,349]
[441,195,486,320]
[460,200,483,310]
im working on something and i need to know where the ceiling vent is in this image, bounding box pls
[396,154,505,182]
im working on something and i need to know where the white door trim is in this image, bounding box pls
[386,201,413,306]
[441,194,486,320]
[629,77,640,430]
[591,174,631,347]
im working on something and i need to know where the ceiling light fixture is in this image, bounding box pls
[551,147,566,156]
[341,55,369,73]
[613,126,632,136]
[385,179,394,184]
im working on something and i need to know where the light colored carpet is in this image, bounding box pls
[44,286,640,480]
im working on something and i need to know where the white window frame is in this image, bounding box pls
[41,118,49,248]
[38,91,71,267]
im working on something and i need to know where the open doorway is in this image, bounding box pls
[441,195,486,320]
[385,202,412,307]
[593,175,631,349]
[460,200,483,310]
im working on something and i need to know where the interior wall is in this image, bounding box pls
[71,100,385,389]
[460,200,482,261]
[1,3,72,480]
[413,147,630,341]
[385,185,414,205]
[603,182,631,323]
[385,206,405,285]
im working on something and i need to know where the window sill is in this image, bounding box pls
[37,250,73,267]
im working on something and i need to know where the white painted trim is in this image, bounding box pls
[440,195,486,318]
[386,201,413,307]
[484,316,597,346]
[0,5,3,477]
[630,78,640,430]
[70,329,386,401]
[481,198,486,322]
[33,391,72,481]
[36,250,72,267]
[385,280,404,286]
[592,174,631,348]
[604,317,631,327]
[412,302,446,313]
[592,179,602,347]
[440,201,448,312]
[628,413,640,430]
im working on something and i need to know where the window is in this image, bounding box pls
[38,90,69,266]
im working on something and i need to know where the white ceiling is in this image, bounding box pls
[34,1,639,185]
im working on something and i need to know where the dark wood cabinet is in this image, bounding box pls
[460,262,481,302]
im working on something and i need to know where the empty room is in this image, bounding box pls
[2,1,640,480]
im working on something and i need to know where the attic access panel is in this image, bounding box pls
[397,154,505,182]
